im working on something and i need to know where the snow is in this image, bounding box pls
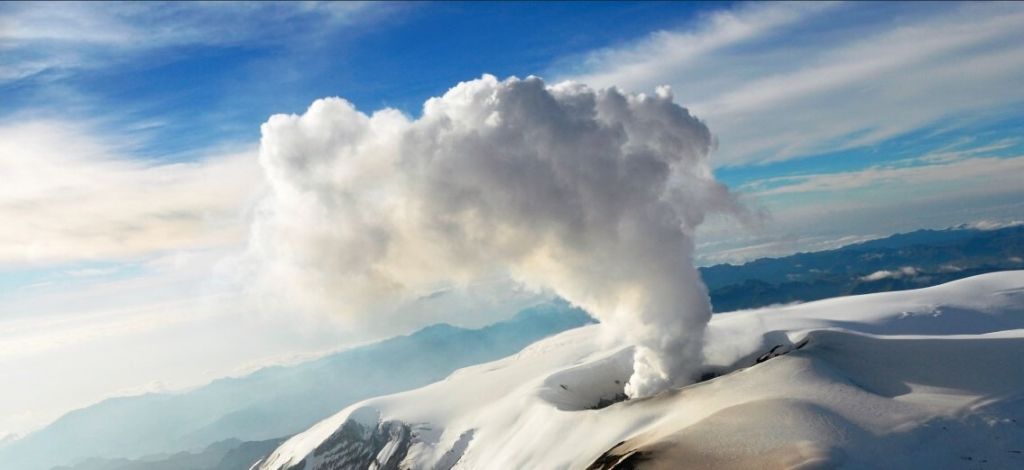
[259,271,1024,469]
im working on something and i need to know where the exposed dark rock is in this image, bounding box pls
[290,418,411,470]
[587,441,649,470]
[756,338,810,364]
[591,393,629,410]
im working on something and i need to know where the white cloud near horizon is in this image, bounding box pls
[861,266,919,282]
[0,286,355,438]
[0,118,271,436]
[695,150,1024,265]
[564,1,1024,166]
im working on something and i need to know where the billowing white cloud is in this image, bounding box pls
[247,75,744,397]
[564,2,1024,166]
[0,120,262,265]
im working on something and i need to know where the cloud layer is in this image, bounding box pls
[566,2,1024,166]
[0,121,261,265]
[248,75,741,396]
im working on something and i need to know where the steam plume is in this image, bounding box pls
[248,75,739,397]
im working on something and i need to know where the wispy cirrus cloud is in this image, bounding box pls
[0,1,382,82]
[744,155,1024,197]
[562,1,1024,166]
[565,2,837,95]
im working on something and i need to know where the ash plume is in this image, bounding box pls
[248,75,741,397]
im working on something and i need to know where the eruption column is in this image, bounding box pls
[250,75,741,397]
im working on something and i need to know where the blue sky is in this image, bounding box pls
[2,1,1024,437]
[2,2,726,156]
[4,1,1022,252]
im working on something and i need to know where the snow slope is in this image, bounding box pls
[257,271,1024,469]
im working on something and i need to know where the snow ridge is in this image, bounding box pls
[259,271,1024,469]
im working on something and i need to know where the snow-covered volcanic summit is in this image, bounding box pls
[256,271,1024,469]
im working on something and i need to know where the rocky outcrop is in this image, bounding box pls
[284,419,411,470]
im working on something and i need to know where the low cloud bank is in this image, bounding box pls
[861,266,920,282]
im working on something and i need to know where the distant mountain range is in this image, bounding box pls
[0,303,593,470]
[52,438,285,470]
[703,225,1024,311]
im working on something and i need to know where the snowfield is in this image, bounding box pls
[257,271,1024,469]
